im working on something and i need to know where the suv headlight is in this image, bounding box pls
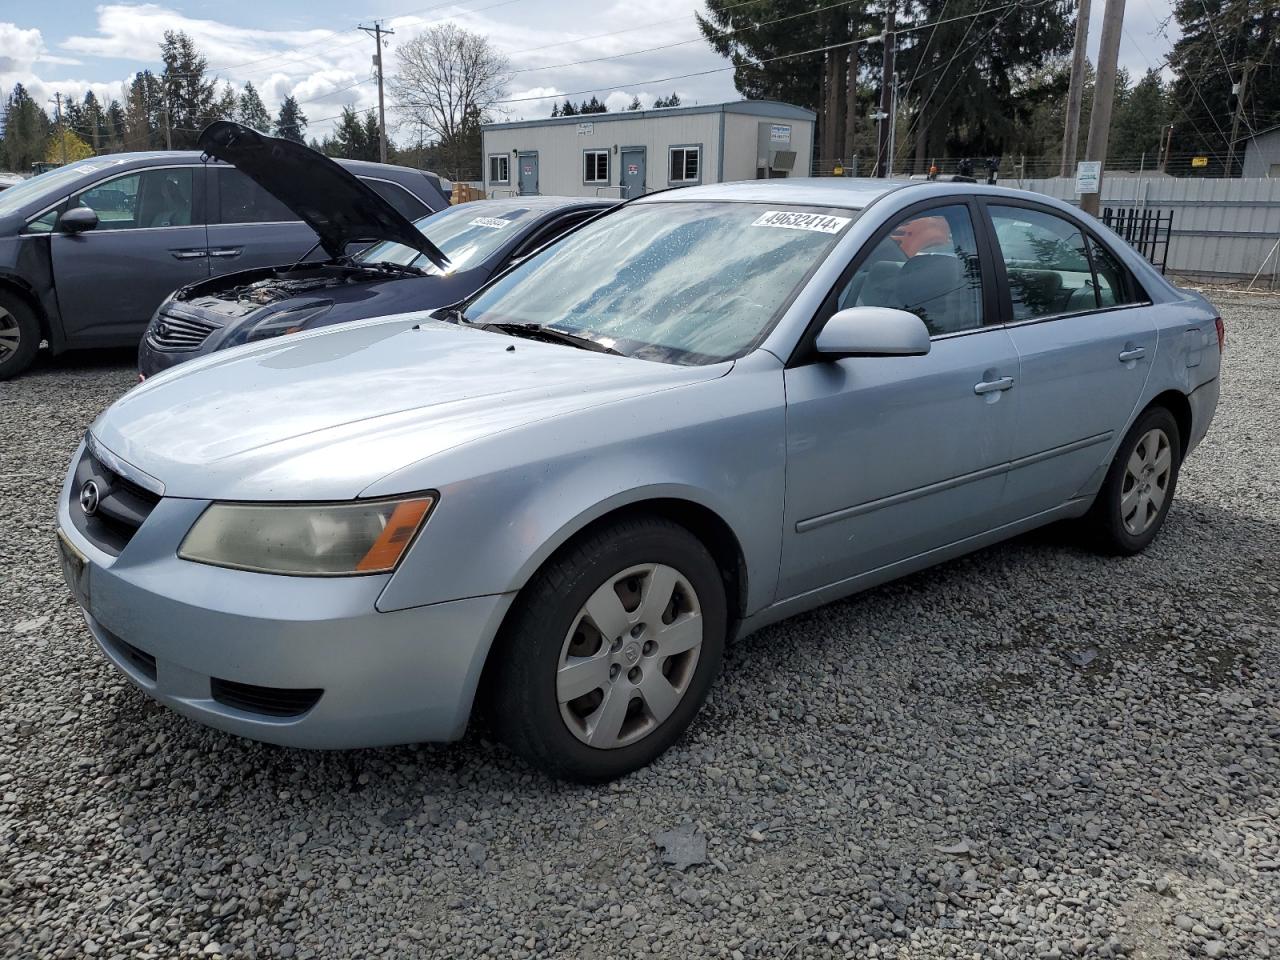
[178,495,436,576]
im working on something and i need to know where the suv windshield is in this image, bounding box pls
[357,203,545,274]
[0,159,115,219]
[463,201,856,365]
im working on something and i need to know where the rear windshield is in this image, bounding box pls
[357,202,545,273]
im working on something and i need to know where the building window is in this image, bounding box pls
[489,154,510,185]
[669,146,700,184]
[583,149,610,184]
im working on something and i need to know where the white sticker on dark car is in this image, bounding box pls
[750,211,852,234]
[470,217,513,229]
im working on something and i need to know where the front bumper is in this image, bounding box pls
[57,465,513,749]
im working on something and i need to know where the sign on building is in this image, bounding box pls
[1191,156,1209,168]
[1075,160,1102,195]
[770,124,791,144]
[576,122,594,135]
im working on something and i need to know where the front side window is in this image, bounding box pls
[837,204,985,335]
[669,147,700,184]
[584,150,609,184]
[4,158,115,221]
[216,168,296,224]
[990,205,1096,320]
[1088,236,1146,308]
[71,168,195,231]
[489,154,510,184]
[463,201,856,365]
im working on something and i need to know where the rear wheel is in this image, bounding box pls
[0,291,40,380]
[1087,406,1182,554]
[488,517,727,783]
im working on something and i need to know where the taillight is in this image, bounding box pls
[1214,317,1225,353]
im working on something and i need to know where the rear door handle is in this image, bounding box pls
[974,376,1015,395]
[209,247,243,258]
[1118,346,1146,363]
[169,248,208,260]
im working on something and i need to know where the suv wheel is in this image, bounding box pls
[0,292,40,380]
[489,517,727,783]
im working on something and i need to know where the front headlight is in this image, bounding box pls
[242,302,333,344]
[178,495,436,576]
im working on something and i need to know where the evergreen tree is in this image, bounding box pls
[160,30,220,148]
[124,70,163,151]
[1110,68,1170,166]
[274,95,308,143]
[0,83,52,171]
[579,96,607,114]
[626,96,643,110]
[236,81,272,131]
[1168,0,1278,176]
[559,99,578,116]
[320,105,380,160]
[104,98,126,152]
[653,92,681,108]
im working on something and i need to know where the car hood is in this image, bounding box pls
[198,121,449,268]
[93,317,728,500]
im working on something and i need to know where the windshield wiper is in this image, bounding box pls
[360,260,431,277]
[480,321,623,356]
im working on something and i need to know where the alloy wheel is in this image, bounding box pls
[0,307,19,363]
[1120,428,1172,535]
[556,563,703,749]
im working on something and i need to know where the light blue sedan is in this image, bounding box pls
[57,178,1222,782]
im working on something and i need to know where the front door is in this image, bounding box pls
[620,148,646,198]
[779,201,1018,599]
[518,152,539,196]
[982,201,1159,518]
[50,165,209,347]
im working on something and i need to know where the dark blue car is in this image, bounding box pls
[0,133,449,379]
[136,122,617,377]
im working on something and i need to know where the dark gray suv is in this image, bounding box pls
[0,150,448,378]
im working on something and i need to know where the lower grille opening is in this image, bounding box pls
[210,678,322,718]
[102,630,158,681]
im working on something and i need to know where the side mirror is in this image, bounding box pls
[814,306,931,358]
[59,206,99,234]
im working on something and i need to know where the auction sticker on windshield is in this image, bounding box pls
[751,211,851,234]
[470,217,513,229]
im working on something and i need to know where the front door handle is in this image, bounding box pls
[1118,346,1146,363]
[209,247,243,258]
[169,248,208,260]
[974,376,1015,395]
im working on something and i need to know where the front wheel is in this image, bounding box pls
[1087,406,1182,554]
[0,292,40,380]
[488,517,727,783]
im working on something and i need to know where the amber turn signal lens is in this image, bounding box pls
[356,498,435,572]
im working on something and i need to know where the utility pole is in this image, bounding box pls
[874,0,896,177]
[886,71,899,178]
[1060,0,1092,177]
[1225,60,1251,176]
[52,93,68,165]
[1080,0,1126,216]
[360,21,394,164]
[163,94,172,151]
[1158,123,1174,172]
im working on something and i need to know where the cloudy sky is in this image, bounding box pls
[2,0,1177,139]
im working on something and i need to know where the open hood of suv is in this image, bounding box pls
[198,121,449,269]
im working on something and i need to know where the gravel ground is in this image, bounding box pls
[2,293,1278,960]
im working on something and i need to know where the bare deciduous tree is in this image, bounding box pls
[392,24,511,181]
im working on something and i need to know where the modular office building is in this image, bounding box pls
[479,100,816,199]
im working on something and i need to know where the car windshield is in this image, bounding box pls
[357,203,547,274]
[462,201,857,365]
[0,159,115,218]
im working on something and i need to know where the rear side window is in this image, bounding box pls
[989,205,1096,320]
[216,169,296,224]
[362,178,431,220]
[1088,236,1145,307]
[837,203,985,335]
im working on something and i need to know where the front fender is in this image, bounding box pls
[371,351,787,617]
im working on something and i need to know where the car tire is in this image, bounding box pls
[0,291,40,380]
[1087,405,1182,555]
[488,516,727,783]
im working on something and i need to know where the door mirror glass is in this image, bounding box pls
[815,306,931,358]
[58,206,99,233]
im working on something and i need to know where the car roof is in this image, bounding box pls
[632,176,1095,214]
[466,195,619,212]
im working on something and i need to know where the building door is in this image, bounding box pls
[620,148,646,198]
[518,152,539,195]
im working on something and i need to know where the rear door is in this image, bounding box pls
[982,200,1158,518]
[205,167,319,276]
[50,164,209,346]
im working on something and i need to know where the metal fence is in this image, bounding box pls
[1011,176,1280,284]
[1101,207,1173,274]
